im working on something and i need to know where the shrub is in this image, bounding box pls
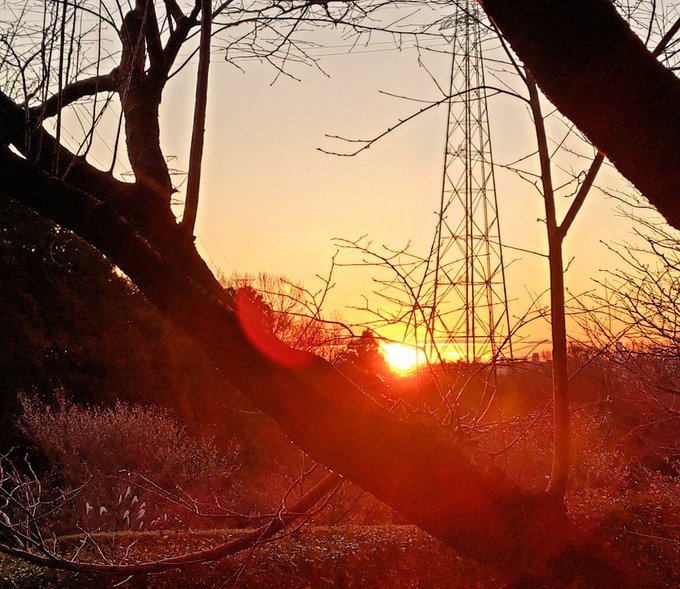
[18,393,239,533]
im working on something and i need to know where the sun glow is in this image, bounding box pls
[380,343,426,374]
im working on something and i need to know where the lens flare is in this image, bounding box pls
[380,343,425,374]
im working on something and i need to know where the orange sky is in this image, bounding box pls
[126,23,663,356]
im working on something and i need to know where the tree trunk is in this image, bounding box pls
[117,4,172,206]
[526,75,570,500]
[0,144,651,588]
[122,81,172,205]
[480,0,680,231]
[546,231,570,498]
[181,0,212,236]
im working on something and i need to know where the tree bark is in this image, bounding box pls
[181,0,212,236]
[1,1,676,583]
[526,75,570,500]
[0,142,651,588]
[480,0,680,231]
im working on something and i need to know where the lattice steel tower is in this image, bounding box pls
[430,1,512,362]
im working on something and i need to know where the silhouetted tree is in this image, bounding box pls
[336,329,390,376]
[481,0,680,229]
[0,197,238,448]
[0,1,678,587]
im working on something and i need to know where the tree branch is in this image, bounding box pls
[319,86,526,157]
[0,90,129,204]
[141,0,166,74]
[163,0,186,24]
[0,469,341,575]
[163,3,201,75]
[29,73,118,119]
[558,152,604,239]
[652,16,680,57]
[119,7,146,84]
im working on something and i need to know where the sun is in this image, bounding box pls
[380,343,425,374]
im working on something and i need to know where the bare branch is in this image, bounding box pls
[652,16,680,57]
[0,455,341,575]
[319,86,526,157]
[29,72,117,119]
[163,0,186,24]
[558,151,604,239]
[141,0,166,72]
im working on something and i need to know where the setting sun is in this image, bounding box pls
[380,343,426,374]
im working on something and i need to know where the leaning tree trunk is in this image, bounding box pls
[0,137,650,589]
[0,2,676,584]
[479,0,680,231]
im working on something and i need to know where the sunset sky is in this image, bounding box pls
[57,6,665,357]
[150,24,658,355]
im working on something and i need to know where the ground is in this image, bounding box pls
[0,525,493,589]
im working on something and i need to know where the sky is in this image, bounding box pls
[151,19,657,356]
[11,1,670,358]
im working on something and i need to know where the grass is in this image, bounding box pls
[0,525,493,589]
[1,483,678,588]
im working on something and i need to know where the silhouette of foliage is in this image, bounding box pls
[0,198,238,447]
[17,393,239,533]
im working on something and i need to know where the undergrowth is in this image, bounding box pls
[0,525,493,589]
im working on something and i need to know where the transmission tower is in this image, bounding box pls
[430,1,513,363]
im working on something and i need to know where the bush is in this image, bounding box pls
[18,393,239,533]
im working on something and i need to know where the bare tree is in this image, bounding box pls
[484,1,680,501]
[0,1,678,587]
[327,16,609,501]
[519,73,603,499]
[222,270,351,361]
[577,207,680,409]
